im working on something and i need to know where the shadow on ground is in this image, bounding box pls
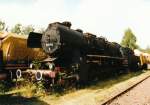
[0,94,49,105]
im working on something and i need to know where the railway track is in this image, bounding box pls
[101,71,150,105]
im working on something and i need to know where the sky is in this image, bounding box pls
[0,0,150,49]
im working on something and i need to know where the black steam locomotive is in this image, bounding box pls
[27,21,140,86]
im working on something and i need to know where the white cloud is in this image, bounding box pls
[0,0,150,48]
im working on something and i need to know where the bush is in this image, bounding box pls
[15,80,46,97]
[0,81,10,94]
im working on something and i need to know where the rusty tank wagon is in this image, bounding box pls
[0,32,47,80]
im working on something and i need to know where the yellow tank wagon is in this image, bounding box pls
[134,49,150,69]
[139,53,150,69]
[0,32,47,80]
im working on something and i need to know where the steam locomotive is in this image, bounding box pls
[27,21,144,86]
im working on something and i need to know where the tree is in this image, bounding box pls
[121,28,138,49]
[11,24,22,34]
[0,20,5,31]
[22,25,34,35]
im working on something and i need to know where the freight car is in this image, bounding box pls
[134,49,150,69]
[0,32,47,80]
[27,21,142,87]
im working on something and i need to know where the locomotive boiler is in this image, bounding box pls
[28,22,122,57]
[27,21,141,86]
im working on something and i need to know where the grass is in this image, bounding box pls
[0,80,49,105]
[89,70,144,90]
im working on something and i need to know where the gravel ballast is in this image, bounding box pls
[109,74,150,105]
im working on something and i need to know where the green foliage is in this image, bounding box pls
[36,81,46,95]
[22,25,34,35]
[32,60,41,69]
[15,81,37,97]
[0,20,5,31]
[121,28,138,49]
[0,81,10,94]
[0,82,6,93]
[11,24,35,35]
[11,23,22,34]
[13,80,46,97]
